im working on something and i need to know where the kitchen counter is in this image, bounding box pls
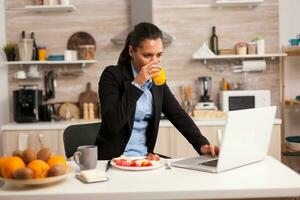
[0,156,299,200]
[0,118,282,131]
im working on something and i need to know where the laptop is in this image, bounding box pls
[171,106,277,173]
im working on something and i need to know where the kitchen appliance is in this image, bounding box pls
[13,85,43,123]
[219,90,271,111]
[195,76,216,110]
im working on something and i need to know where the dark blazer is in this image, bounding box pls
[95,61,209,160]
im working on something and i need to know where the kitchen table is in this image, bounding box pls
[0,156,299,200]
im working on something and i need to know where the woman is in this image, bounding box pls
[95,22,219,160]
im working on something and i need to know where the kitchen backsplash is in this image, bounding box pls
[5,0,281,120]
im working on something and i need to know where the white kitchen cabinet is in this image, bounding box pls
[157,124,281,160]
[169,126,222,158]
[1,130,65,156]
[153,127,171,157]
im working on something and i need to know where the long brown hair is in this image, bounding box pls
[117,22,163,65]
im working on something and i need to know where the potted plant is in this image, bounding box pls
[3,43,17,61]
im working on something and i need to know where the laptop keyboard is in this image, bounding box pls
[199,159,218,167]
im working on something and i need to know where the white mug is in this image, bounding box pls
[64,50,77,61]
[60,0,70,5]
[73,145,98,170]
[14,70,26,79]
[27,65,39,78]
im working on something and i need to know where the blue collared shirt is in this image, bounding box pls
[123,62,154,157]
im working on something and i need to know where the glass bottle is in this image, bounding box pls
[209,26,219,55]
[30,32,38,60]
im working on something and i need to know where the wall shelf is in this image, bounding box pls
[215,0,263,8]
[0,60,96,67]
[284,46,300,56]
[24,5,76,12]
[193,53,287,64]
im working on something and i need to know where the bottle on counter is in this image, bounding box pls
[21,30,26,39]
[30,32,38,61]
[38,45,47,61]
[88,103,95,120]
[83,103,89,120]
[209,26,219,55]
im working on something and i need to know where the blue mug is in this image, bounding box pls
[289,38,299,46]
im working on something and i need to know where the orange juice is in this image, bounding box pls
[153,68,166,86]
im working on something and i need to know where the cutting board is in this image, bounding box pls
[79,82,99,118]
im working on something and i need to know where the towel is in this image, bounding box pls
[76,169,108,183]
[242,60,266,72]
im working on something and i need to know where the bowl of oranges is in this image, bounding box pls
[0,148,72,186]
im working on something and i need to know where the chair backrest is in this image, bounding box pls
[63,122,101,158]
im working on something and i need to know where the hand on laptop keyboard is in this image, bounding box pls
[200,144,219,157]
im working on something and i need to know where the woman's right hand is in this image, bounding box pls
[133,61,161,86]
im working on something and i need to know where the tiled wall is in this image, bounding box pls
[5,0,281,120]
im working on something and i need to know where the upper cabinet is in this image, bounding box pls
[24,4,76,12]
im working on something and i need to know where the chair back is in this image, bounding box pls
[63,122,101,158]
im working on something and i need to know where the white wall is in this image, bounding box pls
[279,0,300,99]
[0,0,9,156]
[279,0,300,137]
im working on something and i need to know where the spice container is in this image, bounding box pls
[38,45,47,61]
[35,0,43,5]
[78,45,96,60]
[236,42,247,55]
[235,42,247,55]
[247,42,257,54]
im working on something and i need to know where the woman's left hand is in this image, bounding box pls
[200,144,220,156]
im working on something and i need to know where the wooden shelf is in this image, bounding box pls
[24,5,76,12]
[285,99,300,106]
[283,145,300,156]
[0,60,96,67]
[284,46,300,56]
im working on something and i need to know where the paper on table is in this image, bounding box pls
[76,169,108,183]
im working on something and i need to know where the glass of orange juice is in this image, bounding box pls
[153,67,166,86]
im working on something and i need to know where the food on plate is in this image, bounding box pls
[47,164,66,177]
[22,149,36,164]
[47,155,67,170]
[37,148,52,162]
[27,160,49,179]
[0,148,68,180]
[146,153,160,161]
[13,167,33,179]
[2,156,26,178]
[112,154,161,167]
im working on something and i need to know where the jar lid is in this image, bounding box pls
[79,44,96,48]
[38,45,46,49]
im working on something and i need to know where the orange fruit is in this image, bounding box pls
[47,155,67,171]
[27,160,49,179]
[0,156,9,177]
[2,156,25,178]
[153,68,166,86]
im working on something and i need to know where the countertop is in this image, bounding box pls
[0,156,299,200]
[1,118,282,131]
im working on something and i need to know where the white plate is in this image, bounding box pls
[111,157,164,171]
[0,166,73,186]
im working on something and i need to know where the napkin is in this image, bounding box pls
[76,169,108,183]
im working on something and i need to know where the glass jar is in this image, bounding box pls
[247,42,257,54]
[38,46,47,61]
[236,42,247,55]
[78,45,95,60]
